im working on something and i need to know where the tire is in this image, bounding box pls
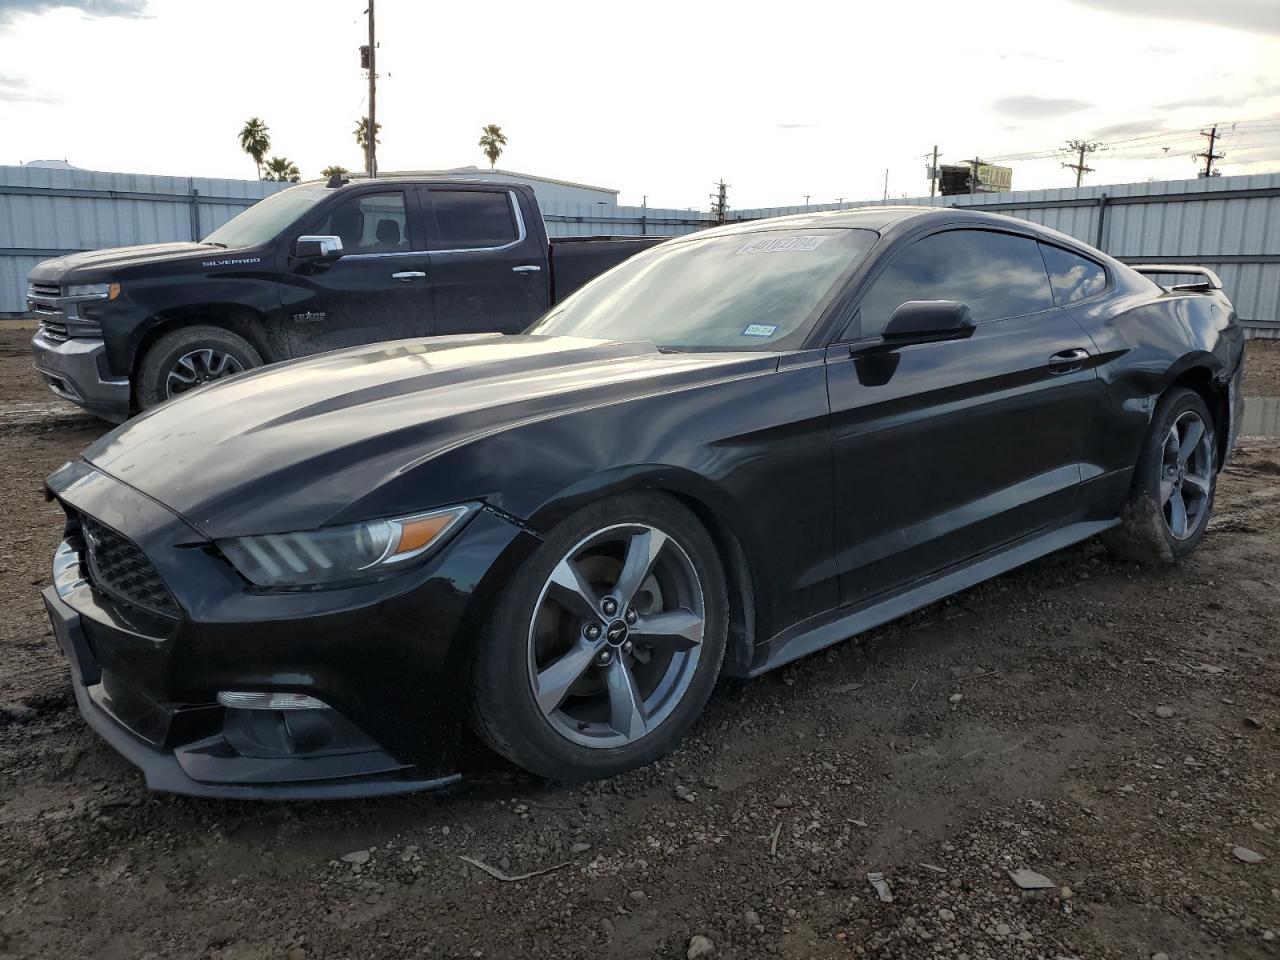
[1103,387,1218,565]
[135,324,263,411]
[469,492,728,782]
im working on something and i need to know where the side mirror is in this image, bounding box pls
[881,300,975,344]
[294,235,344,261]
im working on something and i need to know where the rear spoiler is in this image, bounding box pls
[1129,263,1223,292]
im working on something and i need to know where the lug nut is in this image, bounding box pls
[602,597,619,617]
[625,607,637,624]
[584,624,601,640]
[622,640,633,655]
[597,649,613,666]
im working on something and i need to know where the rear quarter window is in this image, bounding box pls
[1039,243,1108,304]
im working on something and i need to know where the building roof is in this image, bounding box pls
[357,166,619,196]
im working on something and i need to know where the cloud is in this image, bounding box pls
[1068,0,1279,35]
[776,123,818,130]
[0,73,55,102]
[1156,77,1280,110]
[992,95,1091,119]
[0,0,148,24]
[1091,119,1168,139]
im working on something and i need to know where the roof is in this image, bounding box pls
[346,166,619,196]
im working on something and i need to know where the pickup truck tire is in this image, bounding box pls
[468,492,728,783]
[1103,387,1217,565]
[136,325,263,411]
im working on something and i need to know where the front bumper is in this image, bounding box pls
[45,582,457,799]
[43,461,537,799]
[31,333,130,423]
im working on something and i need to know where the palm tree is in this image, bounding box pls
[239,117,271,180]
[262,157,301,182]
[478,124,507,170]
[354,118,381,174]
[320,165,349,178]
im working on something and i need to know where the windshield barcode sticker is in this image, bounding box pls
[742,324,778,337]
[736,235,828,255]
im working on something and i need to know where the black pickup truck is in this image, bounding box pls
[28,177,664,422]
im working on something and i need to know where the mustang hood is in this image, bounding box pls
[29,242,225,282]
[82,334,770,538]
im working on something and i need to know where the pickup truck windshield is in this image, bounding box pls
[529,227,878,350]
[203,185,329,249]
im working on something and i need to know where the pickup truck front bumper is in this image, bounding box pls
[31,331,130,423]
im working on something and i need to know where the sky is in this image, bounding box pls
[0,0,1278,209]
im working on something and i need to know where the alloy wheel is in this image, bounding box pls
[1159,410,1213,540]
[526,523,705,749]
[165,348,244,398]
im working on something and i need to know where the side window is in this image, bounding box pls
[429,190,518,249]
[314,192,409,254]
[856,230,1055,338]
[1040,243,1108,305]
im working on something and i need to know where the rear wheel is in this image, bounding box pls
[135,325,263,411]
[1104,387,1217,565]
[469,493,728,782]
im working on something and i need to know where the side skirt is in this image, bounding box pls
[747,519,1119,677]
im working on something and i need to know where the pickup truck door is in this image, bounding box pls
[825,227,1099,606]
[280,187,434,355]
[421,186,551,335]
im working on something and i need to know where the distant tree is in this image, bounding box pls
[354,118,382,173]
[262,156,301,182]
[238,117,271,180]
[321,165,350,178]
[478,124,507,170]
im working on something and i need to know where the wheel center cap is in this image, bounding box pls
[605,619,629,647]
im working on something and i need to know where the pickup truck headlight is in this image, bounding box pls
[65,282,120,301]
[218,504,476,588]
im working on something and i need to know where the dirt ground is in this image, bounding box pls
[1,325,1278,960]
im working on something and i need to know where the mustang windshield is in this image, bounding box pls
[529,227,878,350]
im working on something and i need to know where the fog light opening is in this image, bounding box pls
[216,691,330,711]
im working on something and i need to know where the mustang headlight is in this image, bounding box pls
[218,504,476,588]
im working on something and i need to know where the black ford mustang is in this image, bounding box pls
[42,207,1245,798]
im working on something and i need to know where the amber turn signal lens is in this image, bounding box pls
[393,513,457,556]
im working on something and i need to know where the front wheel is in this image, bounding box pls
[469,493,728,782]
[135,324,263,411]
[1104,387,1218,565]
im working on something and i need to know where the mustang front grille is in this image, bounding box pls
[80,516,181,619]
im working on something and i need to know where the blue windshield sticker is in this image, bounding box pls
[742,323,778,337]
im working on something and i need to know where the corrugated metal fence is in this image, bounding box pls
[2,165,1277,337]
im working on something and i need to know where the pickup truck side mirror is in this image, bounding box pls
[881,300,975,345]
[294,235,344,261]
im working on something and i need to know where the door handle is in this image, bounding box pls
[391,271,426,281]
[1048,347,1090,373]
[512,265,542,273]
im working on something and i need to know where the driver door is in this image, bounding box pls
[279,188,435,356]
[825,227,1099,606]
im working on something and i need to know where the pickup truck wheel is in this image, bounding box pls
[468,492,728,783]
[1103,387,1217,565]
[136,325,263,410]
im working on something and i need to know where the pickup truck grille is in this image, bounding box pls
[28,281,61,300]
[80,516,181,620]
[37,320,70,342]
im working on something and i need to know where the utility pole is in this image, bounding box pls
[709,180,729,225]
[1196,125,1224,178]
[882,169,888,201]
[366,1,377,177]
[1061,139,1101,188]
[929,145,939,198]
[803,194,811,206]
[967,156,984,195]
